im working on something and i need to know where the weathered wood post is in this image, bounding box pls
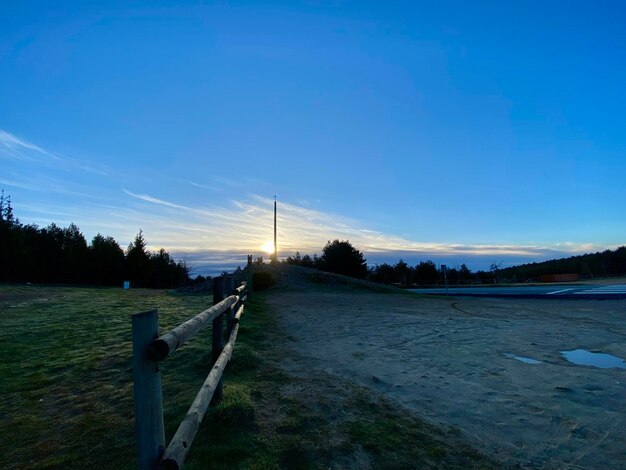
[225,275,236,337]
[226,303,236,339]
[246,255,253,299]
[225,274,235,295]
[132,310,166,470]
[211,276,225,404]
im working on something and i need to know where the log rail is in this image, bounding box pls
[131,274,251,469]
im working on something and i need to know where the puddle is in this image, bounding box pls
[561,349,626,369]
[503,353,542,364]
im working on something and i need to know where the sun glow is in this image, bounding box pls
[261,241,275,254]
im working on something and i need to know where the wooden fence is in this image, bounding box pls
[131,274,251,469]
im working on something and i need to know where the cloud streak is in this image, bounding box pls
[117,190,610,272]
[3,129,615,274]
[0,128,110,176]
[0,129,60,161]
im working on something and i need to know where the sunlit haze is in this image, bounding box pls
[261,241,275,255]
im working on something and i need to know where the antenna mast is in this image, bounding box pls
[273,195,277,262]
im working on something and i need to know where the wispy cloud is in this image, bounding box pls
[118,189,606,263]
[123,189,191,210]
[2,171,107,200]
[0,129,62,161]
[0,178,40,191]
[0,128,110,177]
[4,128,613,274]
[186,180,218,191]
[0,130,56,157]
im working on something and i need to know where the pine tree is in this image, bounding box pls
[126,230,152,287]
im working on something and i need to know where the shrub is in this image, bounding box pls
[319,239,367,279]
[252,271,275,290]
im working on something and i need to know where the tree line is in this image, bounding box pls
[282,239,496,285]
[284,239,626,285]
[0,191,189,288]
[367,260,493,285]
[497,247,626,281]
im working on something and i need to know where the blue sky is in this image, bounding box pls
[1,1,625,274]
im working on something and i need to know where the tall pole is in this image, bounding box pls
[273,195,277,262]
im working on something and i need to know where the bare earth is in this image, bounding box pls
[266,269,626,469]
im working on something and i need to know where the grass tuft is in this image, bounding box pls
[229,342,261,373]
[211,383,255,426]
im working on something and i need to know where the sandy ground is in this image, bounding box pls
[266,270,626,469]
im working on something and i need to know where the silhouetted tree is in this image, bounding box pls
[319,239,367,279]
[0,190,20,280]
[37,223,65,281]
[125,230,152,287]
[149,248,190,288]
[90,234,125,285]
[151,248,172,288]
[284,251,320,269]
[0,190,17,226]
[458,263,472,283]
[414,260,438,285]
[394,259,411,285]
[285,251,302,265]
[369,263,395,284]
[441,266,459,284]
[61,224,89,283]
[0,192,190,287]
[191,274,207,285]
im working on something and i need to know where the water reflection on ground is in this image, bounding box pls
[503,352,542,364]
[561,349,626,369]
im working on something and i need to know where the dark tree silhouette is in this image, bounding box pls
[369,263,395,284]
[149,248,189,288]
[125,230,152,287]
[394,259,411,285]
[0,192,22,281]
[61,223,90,283]
[286,251,303,265]
[0,191,190,287]
[319,239,367,279]
[458,263,472,282]
[91,234,125,285]
[414,260,438,285]
[497,247,626,281]
[285,251,319,268]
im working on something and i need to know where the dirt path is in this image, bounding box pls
[265,268,626,469]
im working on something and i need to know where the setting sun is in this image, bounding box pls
[261,241,275,254]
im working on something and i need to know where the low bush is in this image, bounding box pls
[252,271,275,290]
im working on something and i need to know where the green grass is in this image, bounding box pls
[0,285,214,468]
[0,284,498,469]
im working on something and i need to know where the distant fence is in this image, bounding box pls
[539,273,579,283]
[131,272,252,469]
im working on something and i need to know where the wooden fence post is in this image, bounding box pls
[246,258,253,300]
[132,310,165,470]
[224,275,235,337]
[226,302,235,339]
[211,276,225,404]
[225,274,235,295]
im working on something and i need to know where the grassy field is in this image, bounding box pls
[0,283,497,469]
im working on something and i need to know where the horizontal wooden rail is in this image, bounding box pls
[157,310,244,469]
[233,304,244,324]
[147,295,238,361]
[133,273,252,469]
